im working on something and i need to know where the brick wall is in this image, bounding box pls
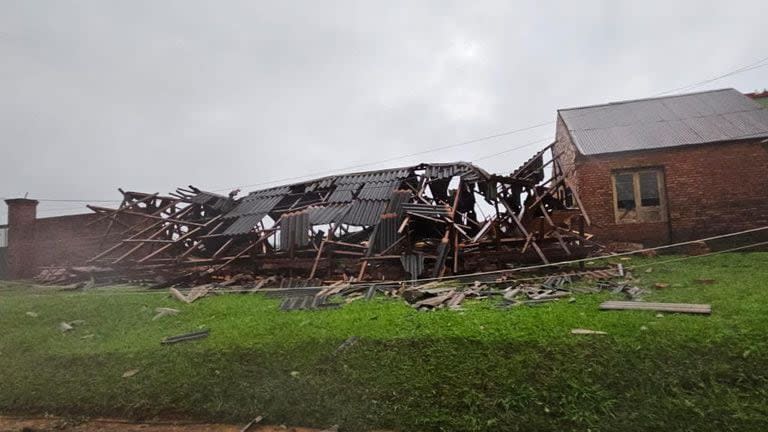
[4,199,126,279]
[553,115,578,180]
[32,213,124,269]
[554,134,768,245]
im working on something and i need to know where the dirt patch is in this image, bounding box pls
[0,416,326,432]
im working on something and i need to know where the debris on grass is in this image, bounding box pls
[571,328,607,335]
[161,329,210,345]
[58,322,74,332]
[239,416,263,432]
[597,280,645,300]
[152,307,180,320]
[694,278,716,285]
[169,286,210,304]
[599,301,711,315]
[26,311,38,318]
[654,283,670,289]
[122,369,140,378]
[169,287,189,303]
[333,336,359,356]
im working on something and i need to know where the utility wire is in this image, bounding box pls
[3,53,767,204]
[210,120,555,192]
[210,52,768,192]
[472,136,553,163]
[653,56,768,96]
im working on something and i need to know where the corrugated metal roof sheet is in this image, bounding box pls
[335,168,412,184]
[326,183,359,203]
[222,213,267,236]
[423,163,471,179]
[559,88,768,156]
[343,200,388,226]
[189,191,234,212]
[247,186,292,198]
[401,203,451,218]
[225,195,282,219]
[306,204,350,225]
[357,180,399,200]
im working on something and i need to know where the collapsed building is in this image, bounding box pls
[4,149,596,285]
[4,87,766,285]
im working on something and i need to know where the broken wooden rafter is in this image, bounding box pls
[599,301,711,315]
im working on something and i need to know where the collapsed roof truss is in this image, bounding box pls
[86,154,595,284]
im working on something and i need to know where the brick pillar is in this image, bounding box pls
[4,198,38,279]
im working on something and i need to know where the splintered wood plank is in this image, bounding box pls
[599,301,711,315]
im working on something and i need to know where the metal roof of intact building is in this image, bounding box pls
[558,88,768,156]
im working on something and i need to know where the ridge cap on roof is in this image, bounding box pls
[557,88,738,113]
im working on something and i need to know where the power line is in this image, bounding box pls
[654,56,768,97]
[472,136,553,163]
[4,53,767,204]
[210,120,555,192]
[0,197,121,203]
[211,52,768,193]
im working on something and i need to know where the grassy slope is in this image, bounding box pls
[1,253,768,431]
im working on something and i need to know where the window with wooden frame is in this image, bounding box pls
[611,168,667,223]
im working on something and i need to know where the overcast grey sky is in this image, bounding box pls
[1,0,767,224]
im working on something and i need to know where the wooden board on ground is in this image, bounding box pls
[599,301,711,315]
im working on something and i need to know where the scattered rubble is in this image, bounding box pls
[686,241,711,256]
[596,280,645,300]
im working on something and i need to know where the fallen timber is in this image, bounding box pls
[35,145,602,287]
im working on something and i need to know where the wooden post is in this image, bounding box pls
[578,215,585,271]
[308,239,326,279]
[500,199,549,264]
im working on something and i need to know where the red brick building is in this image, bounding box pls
[2,199,122,279]
[554,88,768,245]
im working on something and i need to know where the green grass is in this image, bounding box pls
[1,253,768,431]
